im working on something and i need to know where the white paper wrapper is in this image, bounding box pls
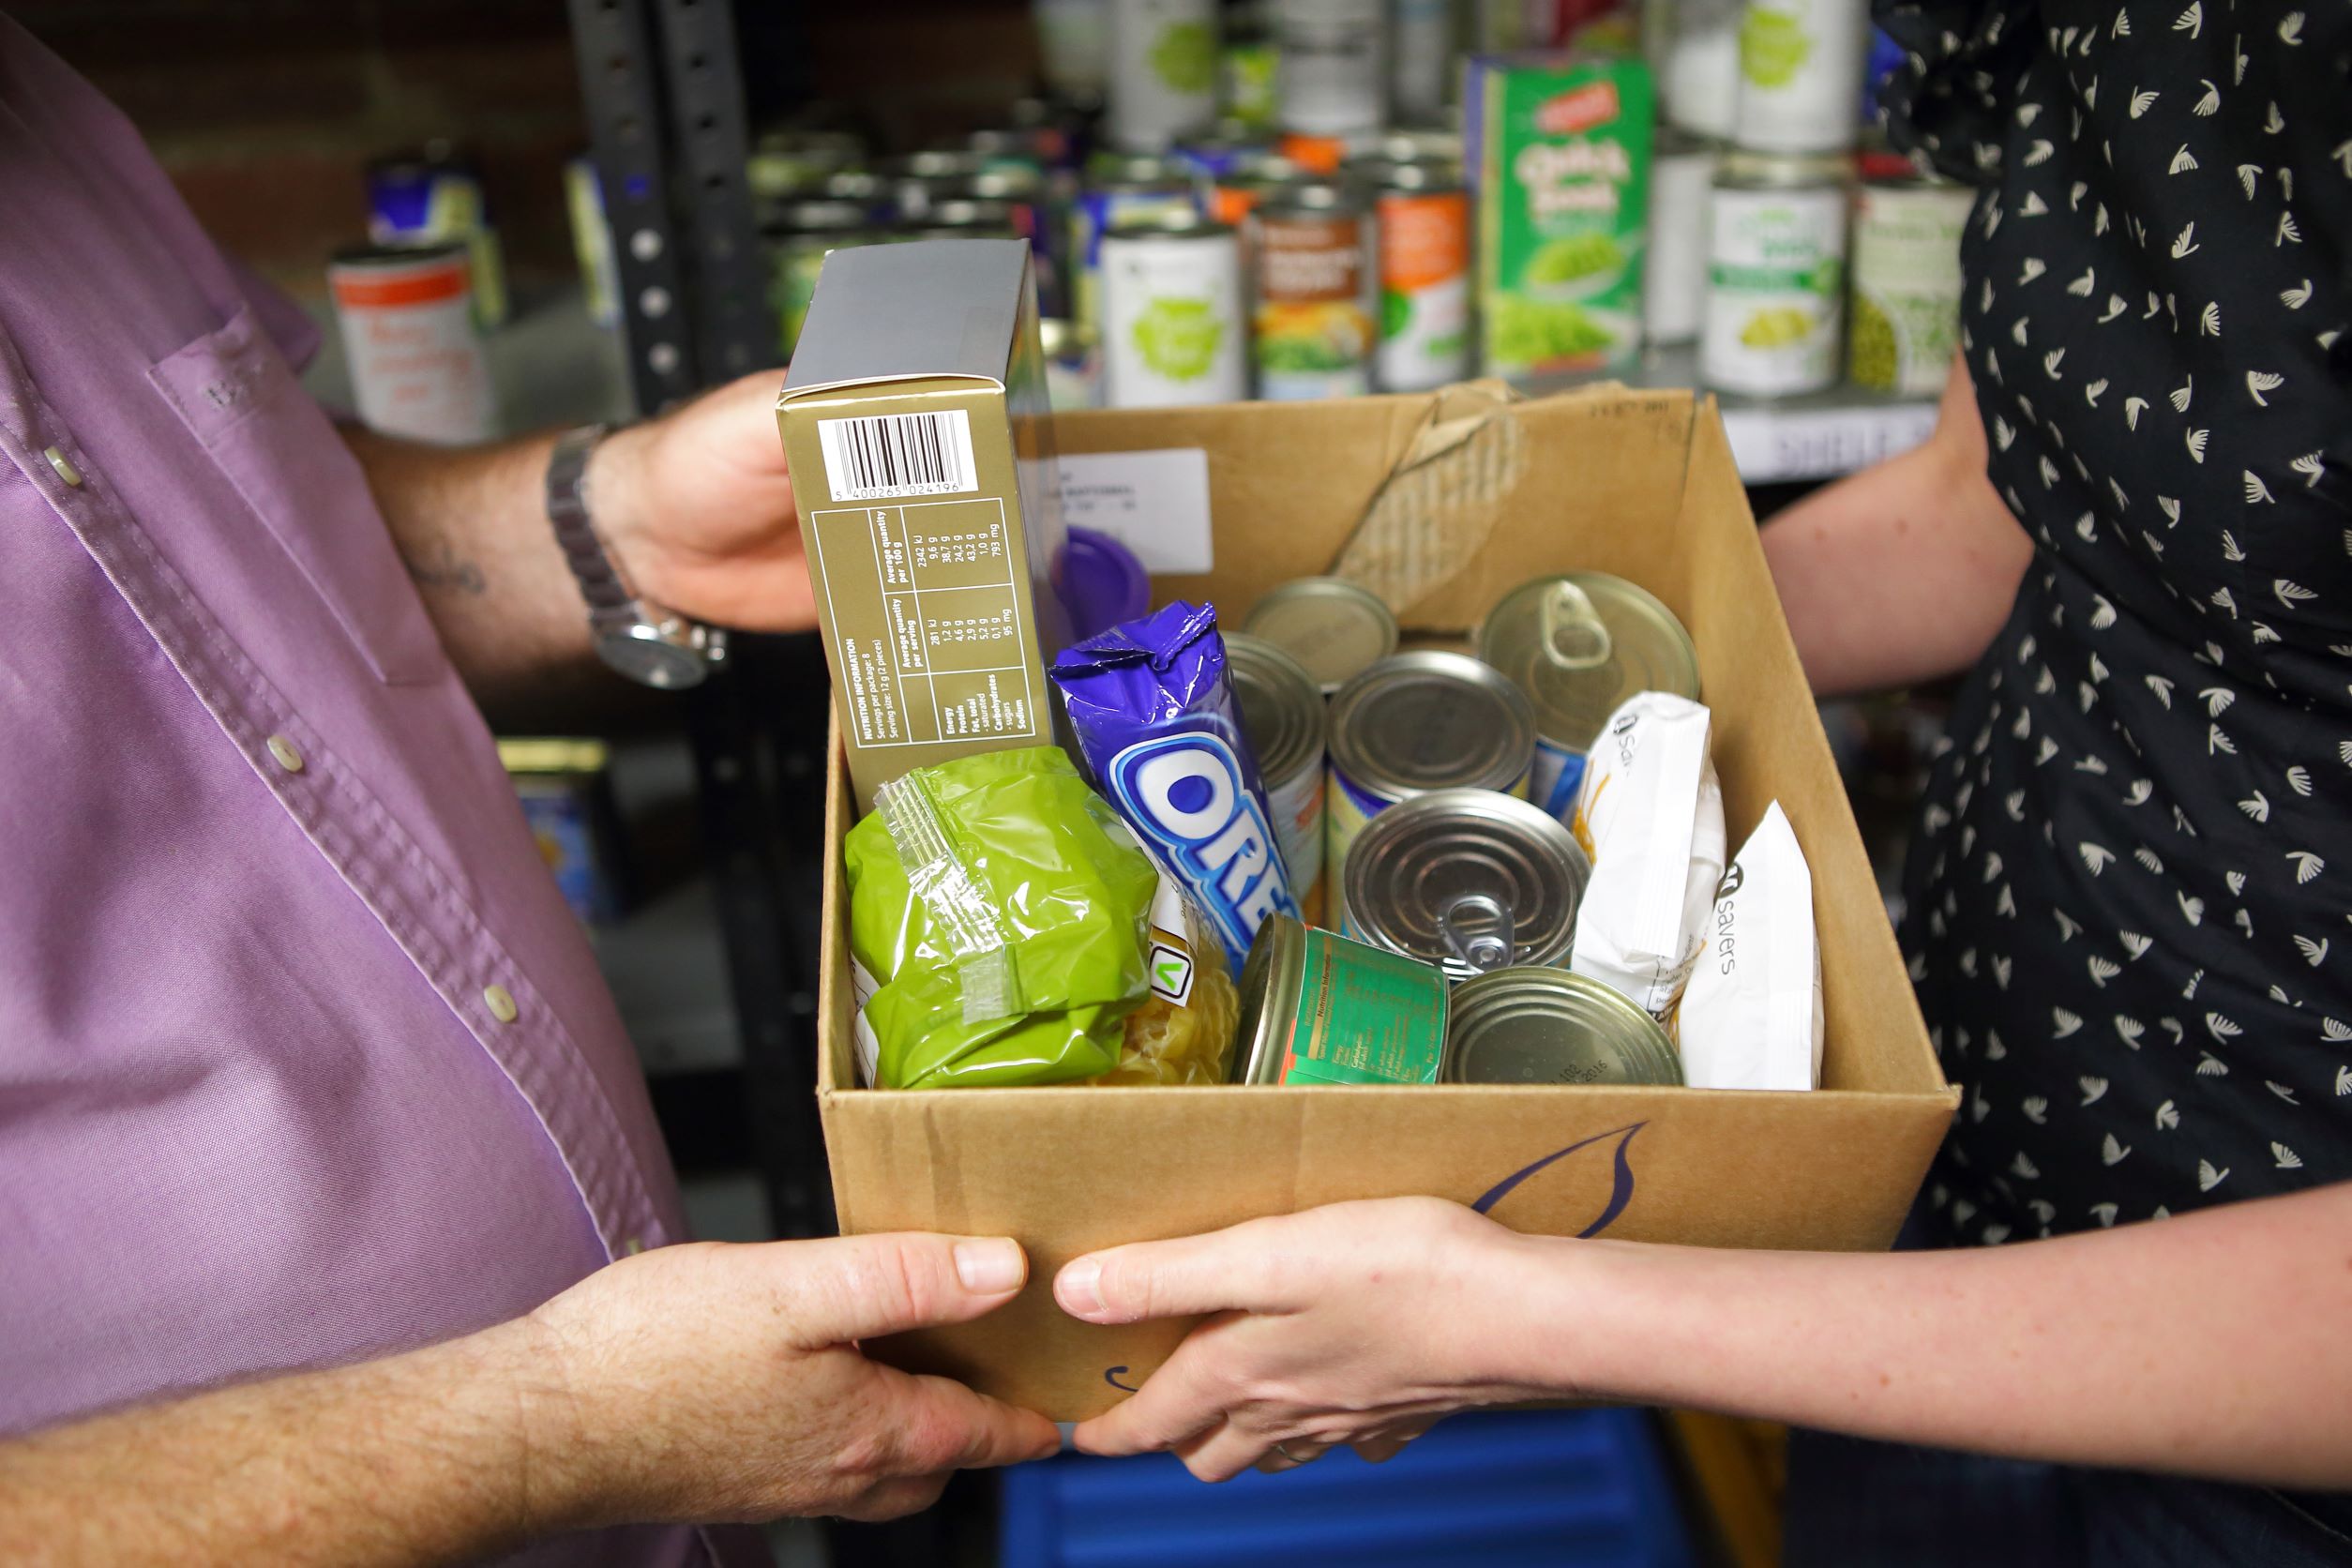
[1568,692,1727,1022]
[1680,801,1824,1091]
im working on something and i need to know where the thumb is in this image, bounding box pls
[1054,1219,1301,1324]
[783,1232,1031,1347]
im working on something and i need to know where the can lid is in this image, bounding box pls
[911,197,1018,231]
[1235,912,1309,1084]
[1376,127,1464,165]
[1221,150,1309,188]
[1343,789,1589,981]
[1477,574,1700,755]
[1443,968,1682,1086]
[821,169,889,203]
[773,199,872,233]
[1328,651,1539,799]
[1106,206,1234,238]
[1254,179,1367,219]
[1343,154,1465,192]
[1226,633,1327,785]
[893,148,985,180]
[1241,578,1398,694]
[1088,151,1189,186]
[1715,148,1854,189]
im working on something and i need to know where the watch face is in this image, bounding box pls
[596,629,708,689]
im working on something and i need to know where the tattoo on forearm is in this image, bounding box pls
[404,539,488,596]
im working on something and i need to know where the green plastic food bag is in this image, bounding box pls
[845,746,1162,1089]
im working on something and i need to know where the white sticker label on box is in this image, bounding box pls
[1056,448,1214,574]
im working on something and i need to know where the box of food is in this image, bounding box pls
[1467,53,1654,380]
[815,383,1956,1421]
[776,239,1070,810]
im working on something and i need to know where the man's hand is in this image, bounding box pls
[589,370,812,633]
[526,1232,1060,1527]
[1054,1199,1537,1481]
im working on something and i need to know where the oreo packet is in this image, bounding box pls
[1050,601,1300,975]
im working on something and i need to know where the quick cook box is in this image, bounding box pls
[814,383,1957,1422]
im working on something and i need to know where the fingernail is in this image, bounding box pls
[1057,1257,1105,1317]
[953,1239,1025,1294]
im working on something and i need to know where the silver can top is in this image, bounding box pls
[1342,789,1589,982]
[1713,148,1854,192]
[1477,574,1700,756]
[1226,633,1327,785]
[1327,651,1538,801]
[1241,577,1398,695]
[1105,206,1237,241]
[1443,968,1682,1086]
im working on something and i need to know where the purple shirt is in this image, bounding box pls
[0,23,734,1566]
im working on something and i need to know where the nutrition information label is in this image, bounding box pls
[808,498,1039,748]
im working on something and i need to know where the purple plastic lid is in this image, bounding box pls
[1057,526,1152,641]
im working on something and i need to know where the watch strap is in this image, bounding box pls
[547,423,634,615]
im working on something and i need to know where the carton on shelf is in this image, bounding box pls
[816,383,1957,1422]
[776,239,1071,812]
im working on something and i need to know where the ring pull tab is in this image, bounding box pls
[1538,580,1613,671]
[1439,892,1517,974]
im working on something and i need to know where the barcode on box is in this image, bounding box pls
[818,410,981,503]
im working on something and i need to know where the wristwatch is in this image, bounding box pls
[546,423,727,689]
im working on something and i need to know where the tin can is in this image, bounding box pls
[887,150,987,220]
[1109,0,1221,152]
[1222,37,1281,132]
[1277,129,1355,174]
[1340,789,1591,982]
[1237,914,1452,1084]
[1208,149,1308,224]
[1378,127,1465,165]
[1732,0,1870,154]
[1249,179,1380,399]
[1100,210,1249,406]
[747,128,867,202]
[1240,576,1399,694]
[1477,572,1702,819]
[1355,156,1471,392]
[766,199,887,357]
[1227,633,1330,927]
[900,196,1023,241]
[365,146,508,330]
[1701,151,1850,398]
[1642,128,1717,346]
[327,245,497,445]
[1848,172,1973,396]
[1390,0,1455,122]
[1658,0,1741,140]
[1443,967,1684,1085]
[1035,0,1113,97]
[1074,156,1202,344]
[499,737,628,926]
[820,167,894,214]
[1170,133,1267,186]
[1325,651,1538,909]
[563,156,622,328]
[1273,0,1389,137]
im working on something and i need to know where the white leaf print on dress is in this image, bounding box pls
[2272,1142,2302,1169]
[2174,2,2199,36]
[2121,931,2153,959]
[2156,1100,2180,1129]
[2186,428,2209,463]
[2116,1016,2146,1047]
[2171,375,2193,412]
[2291,453,2325,486]
[2328,1018,2352,1043]
[2238,163,2263,198]
[2171,222,2199,258]
[2273,578,2313,606]
[2277,211,2301,245]
[2268,1081,2299,1105]
[2247,473,2278,505]
[2226,869,2247,896]
[2287,851,2325,883]
[2130,87,2158,117]
[2101,294,2127,325]
[2199,302,2221,337]
[2264,102,2284,135]
[2012,316,2030,346]
[2179,892,2206,926]
[2103,1132,2132,1165]
[2286,765,2313,796]
[2202,686,2235,716]
[2078,1073,2105,1102]
[2197,1050,2226,1075]
[2198,1160,2229,1192]
[2169,144,2198,174]
[2023,1095,2049,1123]
[2011,1152,2041,1180]
[2090,1201,2120,1227]
[2125,779,2154,807]
[2333,141,2352,176]
[2221,531,2247,562]
[2194,80,2219,115]
[2295,934,2329,967]
[2338,1064,2352,1096]
[2158,495,2181,525]
[2246,370,2284,406]
[2209,723,2238,755]
[2278,11,2303,43]
[2088,955,2120,988]
[2239,792,2270,822]
[2206,1012,2243,1041]
[2080,842,2117,875]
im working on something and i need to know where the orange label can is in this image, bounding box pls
[1373,175,1471,392]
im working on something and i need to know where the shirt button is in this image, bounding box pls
[44,446,83,487]
[264,734,304,773]
[483,984,519,1023]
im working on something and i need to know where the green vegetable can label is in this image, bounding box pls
[1468,54,1655,381]
[1701,181,1847,397]
[1108,0,1219,152]
[1101,227,1248,406]
[1848,181,1974,397]
[1733,0,1869,154]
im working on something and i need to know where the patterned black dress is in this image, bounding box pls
[1818,1,2352,1553]
[1877,0,2352,1251]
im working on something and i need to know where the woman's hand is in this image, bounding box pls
[1054,1198,1550,1481]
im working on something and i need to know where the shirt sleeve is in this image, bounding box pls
[228,255,325,375]
[1872,0,2040,186]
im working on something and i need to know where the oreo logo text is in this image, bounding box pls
[1106,731,1298,967]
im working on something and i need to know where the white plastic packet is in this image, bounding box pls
[1568,692,1726,1023]
[1680,801,1824,1091]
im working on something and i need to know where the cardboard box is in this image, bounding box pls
[816,383,1957,1422]
[776,239,1070,809]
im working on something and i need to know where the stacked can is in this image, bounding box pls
[1073,154,1202,348]
[1271,0,1388,140]
[366,146,508,331]
[1701,148,1852,397]
[1247,178,1380,400]
[1349,153,1472,392]
[1099,208,1249,407]
[1108,0,1221,152]
[1847,158,1975,397]
[1226,634,1330,927]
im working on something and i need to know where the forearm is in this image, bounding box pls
[0,1318,576,1568]
[1758,357,2034,697]
[345,426,600,700]
[1499,1184,2352,1486]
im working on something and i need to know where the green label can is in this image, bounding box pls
[1237,914,1452,1084]
[1848,176,1974,397]
[1467,54,1655,380]
[1701,152,1850,398]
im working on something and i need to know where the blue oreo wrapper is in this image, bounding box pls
[1050,601,1300,974]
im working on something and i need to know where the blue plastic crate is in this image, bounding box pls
[1000,1407,1696,1568]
